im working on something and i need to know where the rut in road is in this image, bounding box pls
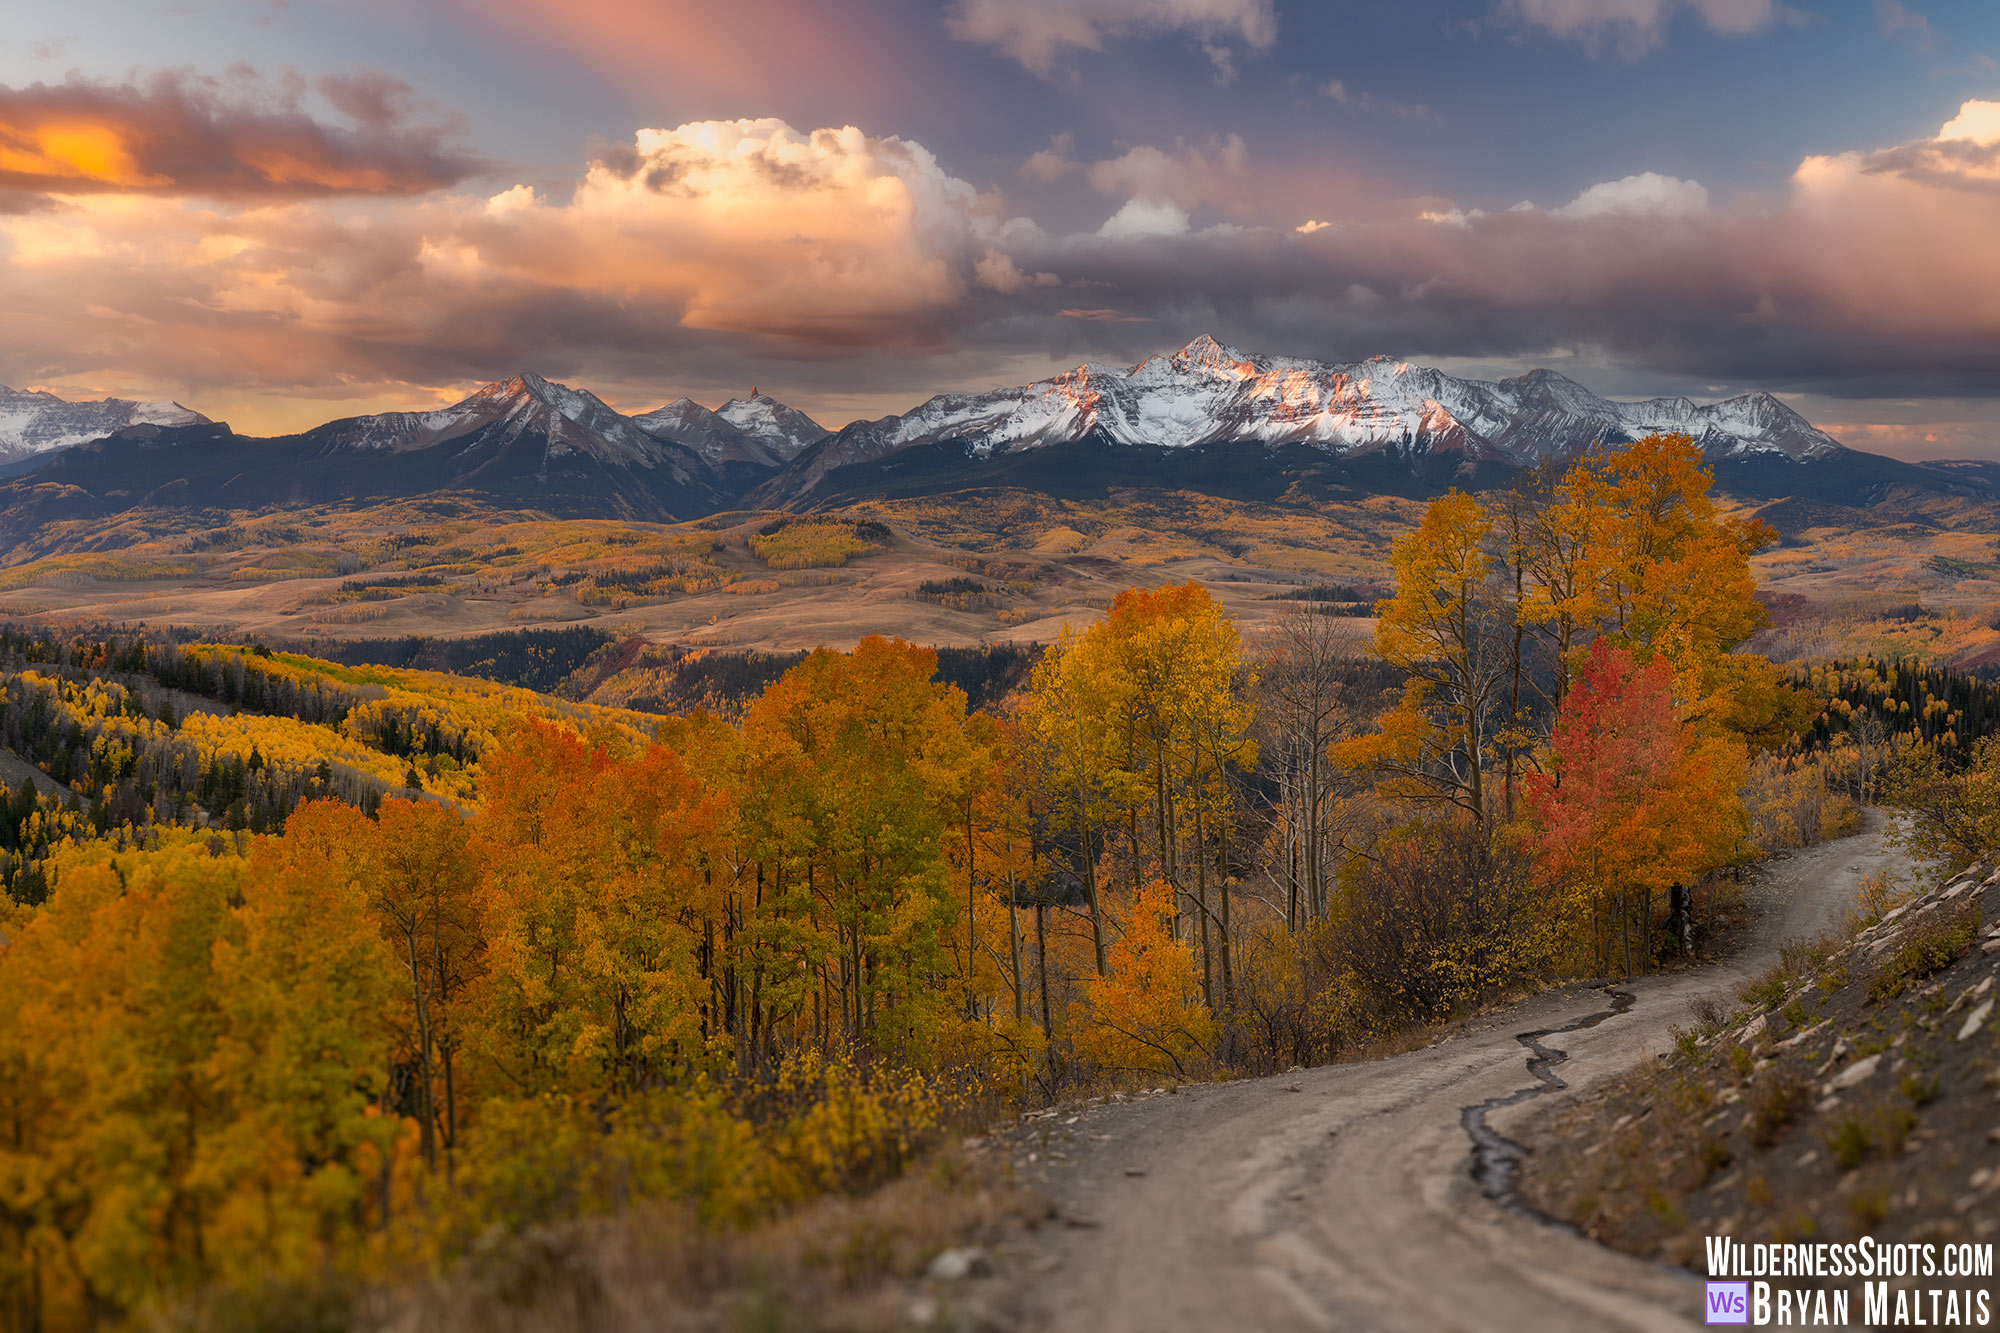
[1461,985,1634,1225]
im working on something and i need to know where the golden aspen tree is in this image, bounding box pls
[1022,583,1255,999]
[1338,491,1506,822]
[0,841,246,1323]
[1019,630,1125,976]
[360,798,485,1164]
[205,805,403,1285]
[1573,433,1774,710]
[737,636,975,1063]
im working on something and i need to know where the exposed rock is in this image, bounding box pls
[1956,998,1994,1042]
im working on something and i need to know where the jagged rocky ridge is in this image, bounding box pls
[0,342,1975,524]
[754,337,1851,505]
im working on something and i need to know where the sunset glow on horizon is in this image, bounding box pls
[3,1,1999,457]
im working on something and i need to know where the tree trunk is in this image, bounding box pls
[1035,900,1053,1036]
[1082,828,1108,977]
[1218,801,1234,1011]
[1008,871,1025,1025]
[964,804,978,1021]
[402,923,436,1168]
[1194,800,1213,1009]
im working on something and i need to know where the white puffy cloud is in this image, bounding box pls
[1096,197,1191,237]
[945,0,1277,75]
[557,119,994,337]
[1551,171,1710,219]
[1939,100,2000,145]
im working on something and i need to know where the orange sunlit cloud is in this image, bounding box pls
[0,118,1019,420]
[0,121,167,189]
[0,70,485,202]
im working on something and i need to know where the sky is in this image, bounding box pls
[1,0,1998,459]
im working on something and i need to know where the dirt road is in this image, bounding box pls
[1002,814,1912,1332]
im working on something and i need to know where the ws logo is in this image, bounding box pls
[1705,1281,1750,1325]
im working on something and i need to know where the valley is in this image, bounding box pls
[3,339,1998,669]
[1,481,1998,677]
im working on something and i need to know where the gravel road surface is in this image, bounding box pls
[1003,813,1911,1332]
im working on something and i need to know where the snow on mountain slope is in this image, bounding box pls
[632,398,780,468]
[304,373,692,474]
[0,386,210,460]
[770,336,1847,500]
[6,348,1849,514]
[715,391,828,461]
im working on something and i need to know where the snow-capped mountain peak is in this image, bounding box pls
[0,385,210,461]
[1150,334,1259,381]
[302,372,677,470]
[632,397,782,468]
[714,390,828,461]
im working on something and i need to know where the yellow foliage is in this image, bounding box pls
[748,518,878,569]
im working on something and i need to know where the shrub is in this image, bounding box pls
[1324,817,1557,1026]
[1868,904,1980,1002]
[1822,1104,1920,1169]
[1746,1067,1812,1146]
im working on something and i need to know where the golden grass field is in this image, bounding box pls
[0,490,1404,650]
[2,484,1999,665]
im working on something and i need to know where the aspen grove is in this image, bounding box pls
[0,435,1877,1328]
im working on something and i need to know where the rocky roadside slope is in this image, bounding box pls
[1521,855,2000,1266]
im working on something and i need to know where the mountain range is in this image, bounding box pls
[0,340,1979,535]
[0,385,209,461]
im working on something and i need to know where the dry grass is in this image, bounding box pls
[11,480,2000,663]
[169,1143,1042,1333]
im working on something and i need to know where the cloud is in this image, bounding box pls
[12,101,2000,436]
[1085,134,1247,209]
[1021,132,1079,182]
[974,247,1061,292]
[1096,197,1192,237]
[1858,99,2000,189]
[0,117,1020,413]
[1320,80,1443,126]
[441,119,1008,343]
[1201,41,1239,85]
[1876,0,1929,44]
[945,0,1277,75]
[1939,100,2000,145]
[1059,307,1152,322]
[0,69,484,201]
[1550,171,1710,218]
[1501,0,1777,56]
